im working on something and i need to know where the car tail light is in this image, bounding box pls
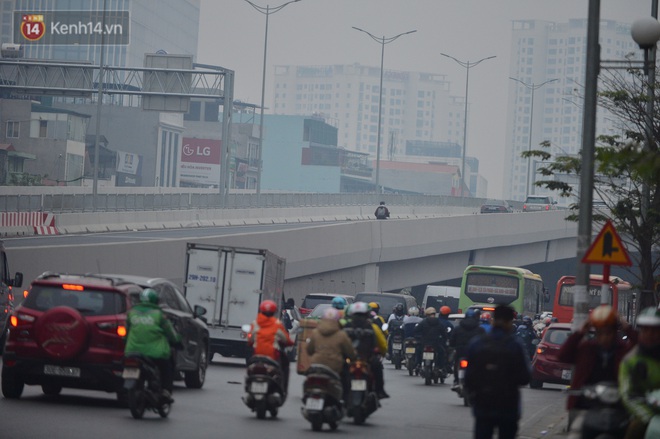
[459,359,468,368]
[300,307,312,316]
[523,204,528,210]
[11,313,35,326]
[545,205,550,210]
[62,284,84,291]
[97,321,127,337]
[23,290,29,298]
[8,292,13,301]
[10,315,17,327]
[536,345,547,355]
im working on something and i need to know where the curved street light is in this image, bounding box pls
[244,0,301,197]
[509,77,558,198]
[440,53,496,199]
[353,26,417,193]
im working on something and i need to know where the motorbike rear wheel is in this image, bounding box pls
[158,401,171,418]
[353,407,366,425]
[311,418,323,431]
[128,388,146,419]
[255,400,267,419]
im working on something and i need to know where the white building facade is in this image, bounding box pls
[504,19,638,201]
[272,63,466,162]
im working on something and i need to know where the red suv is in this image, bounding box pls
[1,273,143,401]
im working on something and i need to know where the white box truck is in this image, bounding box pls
[183,243,286,359]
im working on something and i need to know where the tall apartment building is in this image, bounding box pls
[504,19,638,201]
[272,63,466,162]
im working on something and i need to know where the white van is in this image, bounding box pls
[421,285,460,313]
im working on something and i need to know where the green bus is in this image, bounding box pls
[458,265,548,317]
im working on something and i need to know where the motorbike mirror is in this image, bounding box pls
[241,324,251,333]
[381,323,389,332]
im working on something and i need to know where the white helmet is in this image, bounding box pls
[347,301,370,316]
[408,306,419,316]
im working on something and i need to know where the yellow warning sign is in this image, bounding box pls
[582,220,632,266]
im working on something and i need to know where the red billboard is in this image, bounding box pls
[180,138,221,187]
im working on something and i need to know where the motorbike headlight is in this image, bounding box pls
[595,383,620,405]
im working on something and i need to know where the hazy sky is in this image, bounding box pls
[198,0,651,198]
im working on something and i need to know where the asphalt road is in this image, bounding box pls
[1,354,568,439]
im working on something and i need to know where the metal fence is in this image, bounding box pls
[0,188,516,213]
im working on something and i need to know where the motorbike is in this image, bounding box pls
[346,357,380,425]
[388,322,405,370]
[569,381,629,439]
[420,344,445,385]
[301,363,344,431]
[241,354,286,419]
[452,356,470,407]
[122,354,172,419]
[404,337,420,376]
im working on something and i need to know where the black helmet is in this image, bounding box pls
[394,303,404,316]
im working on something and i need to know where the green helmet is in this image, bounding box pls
[636,307,660,327]
[140,288,159,305]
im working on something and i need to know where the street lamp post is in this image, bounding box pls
[509,77,558,198]
[440,54,495,199]
[244,0,301,199]
[353,27,416,194]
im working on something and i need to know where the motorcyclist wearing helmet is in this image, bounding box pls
[619,307,660,439]
[449,308,485,389]
[414,307,450,373]
[403,306,423,339]
[386,303,406,359]
[558,304,637,438]
[514,315,539,360]
[369,301,388,337]
[246,300,294,393]
[332,296,347,311]
[479,311,493,333]
[343,301,389,399]
[125,288,182,402]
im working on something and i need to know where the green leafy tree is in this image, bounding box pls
[524,65,660,307]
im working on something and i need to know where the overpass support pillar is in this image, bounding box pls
[364,264,380,292]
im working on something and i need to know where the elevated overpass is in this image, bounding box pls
[6,208,578,305]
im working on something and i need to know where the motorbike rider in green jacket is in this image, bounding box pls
[125,288,182,401]
[618,307,660,439]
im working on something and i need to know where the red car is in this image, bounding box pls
[530,323,573,389]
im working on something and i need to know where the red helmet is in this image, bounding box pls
[259,300,277,316]
[440,306,451,316]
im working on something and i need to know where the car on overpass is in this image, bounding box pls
[523,195,558,212]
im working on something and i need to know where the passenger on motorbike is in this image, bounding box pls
[369,302,388,336]
[449,308,485,389]
[414,307,450,372]
[557,304,637,439]
[618,307,660,439]
[514,315,539,360]
[125,288,182,403]
[439,306,454,332]
[246,300,294,393]
[307,307,357,400]
[403,306,423,338]
[479,312,493,333]
[343,302,389,399]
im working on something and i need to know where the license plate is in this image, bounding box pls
[405,347,416,354]
[305,397,324,410]
[561,369,572,380]
[423,352,434,360]
[122,367,140,379]
[250,381,269,394]
[393,343,402,350]
[458,369,465,379]
[44,365,81,378]
[351,379,367,391]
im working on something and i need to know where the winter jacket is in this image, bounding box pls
[306,318,357,374]
[557,326,637,410]
[248,313,293,360]
[449,316,485,358]
[403,315,423,339]
[619,345,660,424]
[125,302,181,360]
[465,326,531,415]
[343,315,388,358]
[414,316,448,347]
